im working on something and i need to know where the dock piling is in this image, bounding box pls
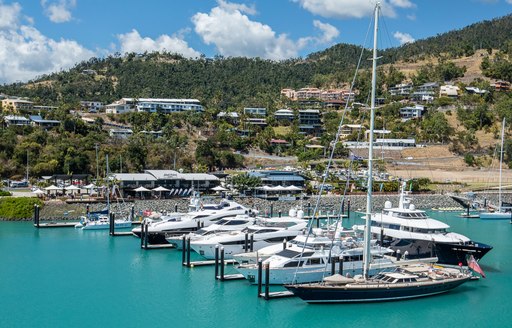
[220,247,225,281]
[339,256,344,275]
[214,245,219,278]
[244,232,249,252]
[264,264,270,300]
[257,259,263,297]
[250,234,254,252]
[186,237,191,267]
[181,235,186,265]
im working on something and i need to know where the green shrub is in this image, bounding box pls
[0,190,12,196]
[0,197,43,220]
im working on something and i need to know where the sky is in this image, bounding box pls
[1,0,512,84]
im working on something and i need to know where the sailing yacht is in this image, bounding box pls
[76,155,132,230]
[480,119,512,219]
[285,3,473,303]
[354,181,493,265]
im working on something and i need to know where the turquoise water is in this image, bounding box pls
[0,212,510,328]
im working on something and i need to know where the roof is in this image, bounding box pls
[144,170,219,181]
[4,115,29,121]
[112,173,156,181]
[29,115,60,124]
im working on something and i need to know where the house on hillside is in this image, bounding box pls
[298,109,322,136]
[400,104,425,121]
[29,115,60,129]
[4,115,30,126]
[440,85,460,98]
[2,98,34,112]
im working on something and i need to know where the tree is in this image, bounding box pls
[231,173,261,194]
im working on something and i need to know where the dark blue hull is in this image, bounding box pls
[384,238,492,265]
[285,277,470,303]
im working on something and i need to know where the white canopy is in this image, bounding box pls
[152,186,170,192]
[44,185,61,191]
[285,185,302,191]
[65,185,80,190]
[211,186,228,191]
[32,189,45,194]
[83,183,96,189]
[133,186,151,192]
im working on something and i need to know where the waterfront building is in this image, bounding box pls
[274,109,294,121]
[111,169,220,197]
[247,170,306,188]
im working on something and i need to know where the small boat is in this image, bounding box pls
[76,215,132,230]
[480,119,512,220]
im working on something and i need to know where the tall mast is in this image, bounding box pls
[363,2,380,279]
[499,118,505,211]
[106,154,110,213]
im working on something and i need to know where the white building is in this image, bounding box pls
[109,128,133,139]
[80,101,104,112]
[105,98,204,114]
[400,104,425,121]
[440,85,460,98]
[105,98,136,114]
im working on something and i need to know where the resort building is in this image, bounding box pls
[247,170,306,188]
[340,124,364,139]
[274,109,294,121]
[217,112,240,125]
[491,80,510,92]
[106,98,204,114]
[298,109,322,135]
[2,98,34,112]
[344,138,416,150]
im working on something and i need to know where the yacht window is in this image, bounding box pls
[255,229,279,234]
[283,261,304,268]
[220,240,246,245]
[307,258,322,265]
[264,236,289,243]
[225,220,249,225]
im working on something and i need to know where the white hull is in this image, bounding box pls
[479,211,511,220]
[81,220,132,230]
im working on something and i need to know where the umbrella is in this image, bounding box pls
[152,186,170,199]
[285,185,302,191]
[44,185,60,191]
[32,189,45,194]
[83,183,96,189]
[211,186,228,192]
[134,186,150,199]
[152,186,170,192]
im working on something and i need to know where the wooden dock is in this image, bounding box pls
[184,259,237,267]
[34,222,78,228]
[216,273,245,281]
[141,243,176,250]
[110,231,134,236]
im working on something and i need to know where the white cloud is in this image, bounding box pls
[0,2,94,83]
[394,31,415,45]
[293,0,417,19]
[192,1,338,60]
[41,0,76,23]
[117,29,201,58]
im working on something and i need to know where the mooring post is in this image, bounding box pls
[250,234,254,252]
[33,204,39,228]
[282,238,287,250]
[257,259,263,297]
[131,205,135,221]
[186,236,191,267]
[339,256,344,276]
[396,249,401,261]
[214,245,219,279]
[380,229,384,246]
[347,200,351,218]
[331,257,336,275]
[270,204,273,218]
[144,222,149,249]
[341,199,345,214]
[278,210,281,218]
[109,213,115,236]
[140,221,145,249]
[181,234,186,265]
[264,264,270,300]
[220,247,225,281]
[175,204,178,212]
[307,202,311,217]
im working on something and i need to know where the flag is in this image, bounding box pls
[467,255,486,278]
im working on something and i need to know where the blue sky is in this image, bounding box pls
[1,0,512,84]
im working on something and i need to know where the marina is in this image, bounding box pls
[0,210,510,327]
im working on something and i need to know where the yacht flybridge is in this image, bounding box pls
[354,182,492,265]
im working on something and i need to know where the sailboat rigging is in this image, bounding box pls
[284,3,474,303]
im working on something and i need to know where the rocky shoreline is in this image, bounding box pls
[1,192,485,221]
